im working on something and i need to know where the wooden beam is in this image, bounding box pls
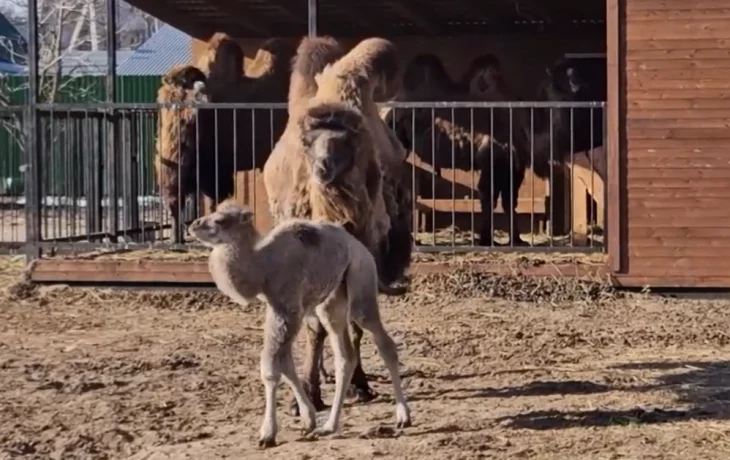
[122,0,212,39]
[388,1,437,34]
[214,0,271,36]
[606,0,624,274]
[267,2,305,22]
[29,259,609,284]
[327,3,375,30]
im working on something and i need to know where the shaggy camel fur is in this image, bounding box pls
[154,65,211,244]
[196,33,294,170]
[263,36,412,416]
[531,57,605,178]
[188,200,411,448]
[154,34,294,243]
[389,53,526,246]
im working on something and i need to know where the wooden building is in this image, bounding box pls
[30,0,730,289]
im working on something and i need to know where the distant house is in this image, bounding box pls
[0,11,26,74]
[1,20,191,77]
[59,50,135,76]
[117,25,192,76]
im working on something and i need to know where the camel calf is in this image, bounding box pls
[188,200,412,448]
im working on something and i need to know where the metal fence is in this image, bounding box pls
[0,100,606,255]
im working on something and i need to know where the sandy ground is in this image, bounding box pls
[2,256,730,460]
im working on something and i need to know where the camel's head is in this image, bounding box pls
[300,102,364,186]
[542,58,587,99]
[161,65,209,103]
[188,200,255,247]
[400,53,455,101]
[462,54,503,99]
[202,32,244,80]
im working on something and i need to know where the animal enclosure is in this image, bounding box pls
[4,0,730,288]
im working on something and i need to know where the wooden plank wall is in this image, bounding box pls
[623,0,730,287]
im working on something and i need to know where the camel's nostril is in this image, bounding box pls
[320,158,331,173]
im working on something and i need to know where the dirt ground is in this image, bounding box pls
[2,256,730,460]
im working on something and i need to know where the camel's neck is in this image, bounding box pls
[308,178,368,237]
[208,234,263,306]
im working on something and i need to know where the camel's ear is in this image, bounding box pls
[471,70,490,95]
[162,74,173,86]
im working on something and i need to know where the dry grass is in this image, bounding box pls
[415,226,604,248]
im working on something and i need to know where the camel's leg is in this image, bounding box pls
[170,202,184,244]
[349,321,378,403]
[353,295,411,429]
[289,315,328,417]
[314,295,357,436]
[258,306,309,448]
[477,168,495,246]
[499,161,529,247]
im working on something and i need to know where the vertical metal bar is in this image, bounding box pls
[106,0,118,240]
[196,108,201,220]
[489,106,494,247]
[570,107,574,247]
[509,107,514,248]
[530,108,534,247]
[430,108,435,247]
[450,108,455,249]
[589,107,595,249]
[65,112,71,240]
[137,111,145,242]
[470,107,475,247]
[177,109,183,242]
[47,106,54,240]
[156,111,165,241]
[24,0,41,259]
[308,0,318,36]
[602,103,607,253]
[549,108,554,248]
[251,109,256,215]
[232,108,238,201]
[411,109,417,247]
[127,109,140,241]
[214,109,219,206]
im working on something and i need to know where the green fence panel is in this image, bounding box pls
[0,74,163,203]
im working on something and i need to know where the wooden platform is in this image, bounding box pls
[29,258,610,284]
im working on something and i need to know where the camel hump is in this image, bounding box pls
[292,36,345,80]
[344,37,401,100]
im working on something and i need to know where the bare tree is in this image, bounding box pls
[0,0,163,150]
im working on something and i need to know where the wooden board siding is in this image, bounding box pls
[622,0,730,287]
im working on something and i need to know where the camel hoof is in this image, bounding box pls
[396,419,412,429]
[313,426,337,438]
[257,436,277,449]
[353,386,378,404]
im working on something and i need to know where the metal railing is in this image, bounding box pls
[0,100,607,255]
